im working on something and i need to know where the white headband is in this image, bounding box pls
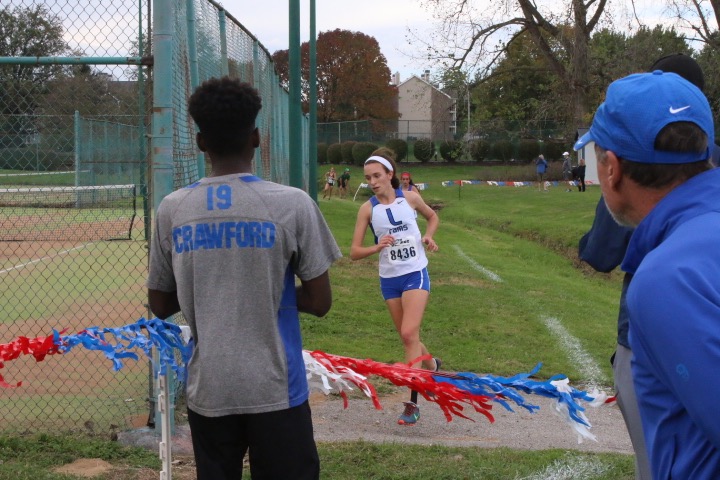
[365,156,394,172]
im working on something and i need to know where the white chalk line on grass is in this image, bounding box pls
[542,316,606,387]
[0,243,92,275]
[451,245,503,282]
[517,454,610,480]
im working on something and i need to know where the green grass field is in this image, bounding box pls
[0,164,633,478]
[0,169,79,187]
[311,164,618,383]
[0,169,144,188]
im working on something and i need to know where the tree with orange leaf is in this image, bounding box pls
[272,29,399,123]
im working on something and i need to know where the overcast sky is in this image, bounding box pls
[220,0,436,82]
[218,0,711,83]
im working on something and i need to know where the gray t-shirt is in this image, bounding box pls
[147,173,341,416]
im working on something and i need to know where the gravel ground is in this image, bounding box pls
[113,389,634,480]
[120,390,633,456]
[309,391,633,454]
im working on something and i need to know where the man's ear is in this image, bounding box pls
[196,132,207,152]
[251,127,260,148]
[604,150,623,189]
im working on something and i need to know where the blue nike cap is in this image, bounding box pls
[574,71,714,164]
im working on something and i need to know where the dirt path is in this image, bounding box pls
[118,390,633,456]
[107,390,634,479]
[309,391,633,454]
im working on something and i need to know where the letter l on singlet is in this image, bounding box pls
[385,208,402,226]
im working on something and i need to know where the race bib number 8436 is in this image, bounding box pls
[388,237,417,264]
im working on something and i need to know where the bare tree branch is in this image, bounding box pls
[662,0,720,48]
[586,0,609,31]
[452,17,527,68]
[412,0,612,128]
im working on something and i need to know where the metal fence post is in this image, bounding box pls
[289,0,303,188]
[151,0,177,451]
[218,9,229,77]
[308,0,317,200]
[187,0,204,178]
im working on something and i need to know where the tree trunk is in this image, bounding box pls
[571,20,590,129]
[571,0,591,129]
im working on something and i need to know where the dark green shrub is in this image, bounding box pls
[317,142,328,164]
[518,139,540,162]
[340,141,357,164]
[0,134,25,148]
[327,143,342,164]
[351,142,379,166]
[439,140,463,162]
[544,142,568,161]
[413,138,434,163]
[490,140,513,161]
[385,138,408,162]
[469,140,491,162]
[0,147,72,171]
[0,147,29,170]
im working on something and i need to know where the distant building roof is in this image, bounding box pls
[397,75,452,100]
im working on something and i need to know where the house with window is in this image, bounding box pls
[395,71,456,141]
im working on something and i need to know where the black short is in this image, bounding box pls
[188,401,319,479]
[339,179,348,188]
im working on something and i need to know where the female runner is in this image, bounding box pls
[350,150,440,425]
[400,171,420,194]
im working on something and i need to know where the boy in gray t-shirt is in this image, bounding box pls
[147,77,341,480]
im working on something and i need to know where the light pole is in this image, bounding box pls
[466,83,471,136]
[464,83,471,160]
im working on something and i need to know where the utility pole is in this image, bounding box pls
[466,84,471,136]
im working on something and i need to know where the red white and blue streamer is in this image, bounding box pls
[1,318,610,441]
[0,318,189,388]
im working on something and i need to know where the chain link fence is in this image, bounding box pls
[318,119,571,145]
[1,0,302,436]
[0,0,152,436]
[318,119,574,163]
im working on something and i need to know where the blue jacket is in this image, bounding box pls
[623,167,720,479]
[535,157,547,174]
[579,146,720,349]
[578,199,634,347]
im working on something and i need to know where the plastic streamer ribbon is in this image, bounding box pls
[303,350,381,409]
[0,318,189,388]
[58,317,190,377]
[433,365,600,442]
[1,319,610,441]
[308,351,497,423]
[306,351,609,442]
[0,329,64,388]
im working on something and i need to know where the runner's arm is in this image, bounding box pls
[408,191,439,252]
[350,201,392,260]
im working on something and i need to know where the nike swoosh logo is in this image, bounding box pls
[398,199,404,204]
[669,105,690,114]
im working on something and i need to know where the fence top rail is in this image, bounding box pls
[0,171,87,178]
[204,0,273,61]
[0,56,152,66]
[0,184,136,193]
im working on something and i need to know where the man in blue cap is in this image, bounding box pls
[578,53,718,480]
[575,70,719,479]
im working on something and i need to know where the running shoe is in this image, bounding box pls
[397,401,420,425]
